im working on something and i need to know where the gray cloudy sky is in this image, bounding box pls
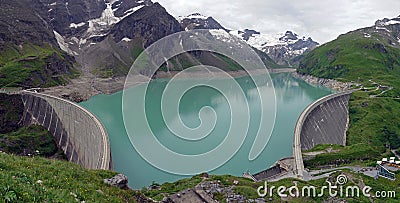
[154,0,400,43]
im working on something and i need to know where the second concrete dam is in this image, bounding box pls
[293,90,353,178]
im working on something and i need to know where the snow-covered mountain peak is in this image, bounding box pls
[229,29,318,65]
[177,13,209,22]
[178,13,226,31]
[279,31,299,41]
[375,16,400,27]
[230,29,297,48]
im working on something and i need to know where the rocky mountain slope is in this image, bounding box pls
[0,0,75,88]
[230,29,319,66]
[37,0,176,77]
[74,1,184,77]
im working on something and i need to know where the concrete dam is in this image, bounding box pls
[293,90,353,178]
[20,91,112,170]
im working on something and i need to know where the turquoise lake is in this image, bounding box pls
[80,72,333,188]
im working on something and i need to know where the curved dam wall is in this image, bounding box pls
[20,91,112,170]
[293,90,353,178]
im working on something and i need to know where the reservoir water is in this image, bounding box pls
[80,72,332,188]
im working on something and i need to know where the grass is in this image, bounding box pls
[0,152,138,202]
[141,175,203,201]
[0,94,24,134]
[304,144,383,168]
[0,43,74,88]
[92,68,115,78]
[130,41,145,60]
[303,144,344,153]
[0,125,59,157]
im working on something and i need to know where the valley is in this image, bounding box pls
[0,0,400,202]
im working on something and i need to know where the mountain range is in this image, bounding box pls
[178,13,319,66]
[0,0,320,90]
[1,0,399,95]
[230,29,318,66]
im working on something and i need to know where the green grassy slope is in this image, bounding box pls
[0,125,59,157]
[298,31,400,94]
[0,153,137,202]
[0,44,77,88]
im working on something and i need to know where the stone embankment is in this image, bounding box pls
[292,72,356,91]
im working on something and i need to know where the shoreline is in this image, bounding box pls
[291,72,356,92]
[154,68,295,79]
[40,68,296,102]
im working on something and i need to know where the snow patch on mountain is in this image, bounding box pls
[230,29,309,49]
[240,32,287,48]
[177,13,208,22]
[375,26,390,32]
[84,1,145,41]
[376,18,400,27]
[121,37,132,42]
[385,19,400,25]
[53,31,78,55]
[52,0,150,54]
[86,2,120,36]
[70,22,86,29]
[209,29,230,38]
[124,5,144,15]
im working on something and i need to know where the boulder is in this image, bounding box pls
[104,174,128,189]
